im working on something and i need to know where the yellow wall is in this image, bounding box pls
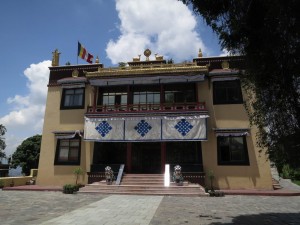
[37,86,93,186]
[198,81,273,190]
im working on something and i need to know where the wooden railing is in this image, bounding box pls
[87,102,206,114]
[87,172,106,184]
[182,172,206,187]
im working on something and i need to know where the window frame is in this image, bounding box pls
[60,87,85,110]
[213,80,243,105]
[217,135,250,166]
[54,137,81,165]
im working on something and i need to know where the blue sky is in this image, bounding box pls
[0,0,223,157]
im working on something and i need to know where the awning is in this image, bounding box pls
[210,76,239,82]
[53,130,83,139]
[57,77,87,89]
[213,128,250,137]
[89,74,205,86]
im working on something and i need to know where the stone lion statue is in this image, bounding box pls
[173,165,184,186]
[105,166,114,185]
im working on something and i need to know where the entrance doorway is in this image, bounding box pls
[131,142,161,174]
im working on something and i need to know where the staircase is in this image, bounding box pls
[79,174,207,196]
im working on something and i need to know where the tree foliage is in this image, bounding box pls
[182,0,300,170]
[0,124,7,159]
[11,135,41,175]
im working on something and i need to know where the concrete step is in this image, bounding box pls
[80,173,206,196]
[78,190,208,197]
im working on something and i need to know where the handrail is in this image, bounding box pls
[87,102,206,114]
[115,164,125,185]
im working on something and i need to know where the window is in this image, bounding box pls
[54,138,81,165]
[102,92,127,105]
[213,80,243,104]
[217,136,249,165]
[133,91,160,104]
[164,83,196,103]
[61,88,85,109]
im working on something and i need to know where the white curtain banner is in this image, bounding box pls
[84,118,124,141]
[84,116,207,141]
[162,118,206,140]
[125,119,161,141]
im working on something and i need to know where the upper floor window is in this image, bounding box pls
[213,80,243,104]
[102,92,128,105]
[133,91,160,104]
[217,136,249,165]
[54,137,81,165]
[61,88,85,109]
[164,83,196,103]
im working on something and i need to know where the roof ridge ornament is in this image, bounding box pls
[52,49,60,66]
[198,48,203,58]
[144,49,151,61]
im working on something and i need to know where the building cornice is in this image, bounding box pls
[85,63,208,78]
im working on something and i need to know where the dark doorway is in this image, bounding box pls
[93,142,126,164]
[166,141,203,172]
[132,142,161,174]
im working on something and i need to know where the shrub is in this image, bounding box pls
[63,184,77,194]
[281,164,294,179]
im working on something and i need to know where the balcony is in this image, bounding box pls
[86,102,206,115]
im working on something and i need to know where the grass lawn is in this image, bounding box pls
[292,180,300,186]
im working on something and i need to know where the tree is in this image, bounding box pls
[0,124,7,159]
[11,135,41,175]
[181,0,300,170]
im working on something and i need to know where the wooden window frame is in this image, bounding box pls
[54,137,81,165]
[217,136,250,166]
[60,88,85,110]
[213,80,243,105]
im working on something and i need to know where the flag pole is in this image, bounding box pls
[77,41,79,65]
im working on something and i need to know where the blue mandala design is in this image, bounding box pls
[175,119,193,136]
[134,120,152,137]
[95,121,112,137]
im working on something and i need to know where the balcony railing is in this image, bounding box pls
[87,102,206,114]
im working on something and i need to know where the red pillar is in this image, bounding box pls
[93,86,97,112]
[126,143,132,173]
[161,142,166,173]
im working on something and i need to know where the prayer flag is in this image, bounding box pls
[77,42,94,64]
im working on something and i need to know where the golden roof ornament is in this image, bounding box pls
[155,53,164,61]
[132,55,141,62]
[52,49,60,66]
[221,61,230,69]
[198,48,203,58]
[95,56,100,64]
[144,49,151,61]
[72,69,79,77]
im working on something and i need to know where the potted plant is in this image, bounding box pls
[74,167,83,185]
[207,170,215,196]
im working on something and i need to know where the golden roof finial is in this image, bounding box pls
[95,56,100,64]
[198,48,203,58]
[52,49,60,66]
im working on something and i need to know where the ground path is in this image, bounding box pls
[1,190,300,225]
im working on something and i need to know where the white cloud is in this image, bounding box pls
[106,0,206,64]
[0,60,51,156]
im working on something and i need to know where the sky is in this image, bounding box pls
[0,0,224,158]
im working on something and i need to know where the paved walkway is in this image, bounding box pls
[1,190,300,225]
[41,195,163,225]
